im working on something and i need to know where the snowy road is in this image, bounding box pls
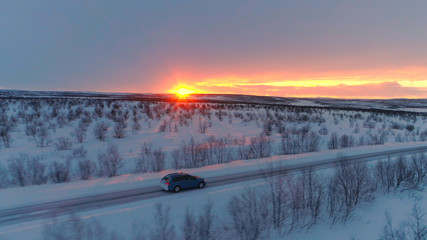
[1,145,427,226]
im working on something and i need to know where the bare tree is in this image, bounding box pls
[98,143,123,177]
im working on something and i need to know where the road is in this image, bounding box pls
[0,145,426,226]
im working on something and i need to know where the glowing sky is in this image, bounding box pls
[1,0,427,98]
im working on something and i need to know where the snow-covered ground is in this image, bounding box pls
[1,97,426,186]
[0,141,426,210]
[1,96,427,239]
[1,142,427,239]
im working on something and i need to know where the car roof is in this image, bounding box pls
[166,172,188,177]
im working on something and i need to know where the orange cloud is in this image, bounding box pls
[181,67,427,98]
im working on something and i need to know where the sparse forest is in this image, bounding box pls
[1,98,427,189]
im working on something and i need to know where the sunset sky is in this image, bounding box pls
[1,0,427,98]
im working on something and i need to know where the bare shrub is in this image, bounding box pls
[263,120,273,136]
[158,120,168,132]
[113,118,126,138]
[0,163,9,188]
[328,156,375,223]
[98,143,123,177]
[26,120,51,147]
[131,108,141,134]
[55,136,73,151]
[8,154,29,186]
[198,117,209,134]
[227,187,268,240]
[327,133,339,150]
[182,207,198,240]
[0,115,13,148]
[339,134,355,148]
[72,146,88,160]
[172,138,209,168]
[406,152,427,190]
[135,143,152,173]
[197,201,216,240]
[93,120,109,141]
[26,156,48,185]
[248,134,272,159]
[152,148,165,172]
[72,120,88,143]
[150,203,175,240]
[263,173,288,230]
[8,154,47,186]
[378,211,406,240]
[135,143,165,173]
[43,214,119,240]
[181,201,217,240]
[379,203,427,240]
[300,168,324,226]
[408,203,427,240]
[374,157,399,193]
[49,160,71,183]
[78,159,96,180]
[319,125,329,135]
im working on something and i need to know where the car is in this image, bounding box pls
[160,172,206,193]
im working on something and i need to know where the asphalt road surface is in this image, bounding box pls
[1,145,426,226]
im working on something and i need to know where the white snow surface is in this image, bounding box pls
[1,142,427,240]
[1,97,427,239]
[1,142,426,210]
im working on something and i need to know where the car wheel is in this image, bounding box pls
[174,186,181,193]
[198,182,205,188]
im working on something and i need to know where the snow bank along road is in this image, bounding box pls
[1,145,427,226]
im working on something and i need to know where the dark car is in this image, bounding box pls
[161,172,206,192]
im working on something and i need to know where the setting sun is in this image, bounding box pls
[173,87,195,98]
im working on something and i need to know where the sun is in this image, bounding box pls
[173,87,195,98]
